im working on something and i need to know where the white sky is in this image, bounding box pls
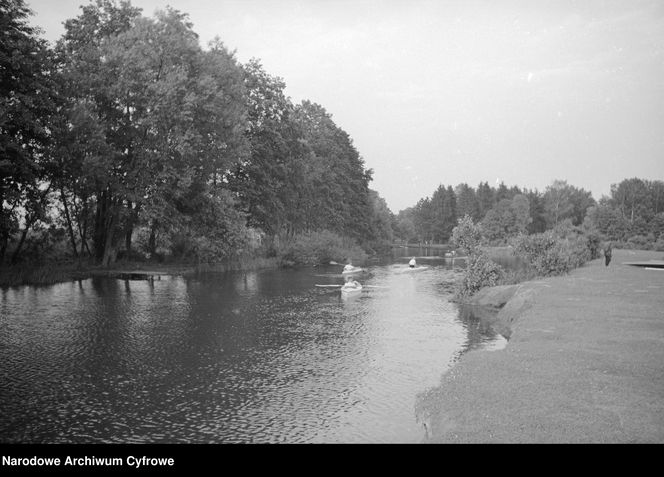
[27,0,664,212]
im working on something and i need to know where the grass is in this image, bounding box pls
[497,267,540,286]
[0,262,88,288]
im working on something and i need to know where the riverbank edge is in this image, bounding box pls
[0,256,281,288]
[425,248,664,443]
[454,279,537,341]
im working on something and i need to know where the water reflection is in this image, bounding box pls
[414,301,512,438]
[1,263,504,443]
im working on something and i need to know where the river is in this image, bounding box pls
[0,257,505,443]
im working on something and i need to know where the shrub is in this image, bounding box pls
[513,232,567,276]
[654,235,664,252]
[454,253,504,299]
[584,230,602,260]
[452,216,504,299]
[276,230,367,267]
[451,215,482,255]
[567,236,592,268]
[513,231,591,276]
[625,234,651,250]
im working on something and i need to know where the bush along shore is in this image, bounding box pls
[450,215,603,302]
[0,230,372,288]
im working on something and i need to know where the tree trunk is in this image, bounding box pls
[94,189,122,267]
[0,232,8,264]
[77,201,91,257]
[60,187,78,258]
[124,201,140,258]
[148,221,158,256]
[94,190,109,261]
[125,227,133,257]
[102,241,117,267]
[82,238,92,257]
[11,218,33,264]
[0,186,6,263]
[101,208,119,267]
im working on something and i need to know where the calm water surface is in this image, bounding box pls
[0,260,504,443]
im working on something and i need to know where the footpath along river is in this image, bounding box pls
[424,249,664,443]
[0,258,506,443]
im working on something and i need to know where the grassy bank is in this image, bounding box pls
[423,249,664,443]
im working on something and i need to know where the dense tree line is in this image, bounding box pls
[585,178,664,249]
[1,0,392,266]
[396,178,664,250]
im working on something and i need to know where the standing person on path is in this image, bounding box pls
[604,242,612,266]
[409,257,417,268]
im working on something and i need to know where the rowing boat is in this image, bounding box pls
[398,266,428,273]
[341,284,363,295]
[341,285,362,294]
[342,267,365,275]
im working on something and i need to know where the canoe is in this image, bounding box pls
[341,284,363,294]
[399,266,428,273]
[342,267,365,275]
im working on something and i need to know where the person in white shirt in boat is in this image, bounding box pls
[343,275,361,289]
[344,260,355,272]
[409,257,416,268]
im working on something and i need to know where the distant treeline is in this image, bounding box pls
[395,178,664,250]
[1,0,394,266]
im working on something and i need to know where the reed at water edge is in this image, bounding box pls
[0,262,87,288]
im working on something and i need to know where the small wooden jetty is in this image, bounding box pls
[98,270,167,281]
[622,260,664,269]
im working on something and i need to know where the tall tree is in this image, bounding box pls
[476,181,494,219]
[584,204,629,241]
[525,189,547,234]
[481,195,530,242]
[395,207,417,243]
[495,182,511,202]
[228,59,310,237]
[412,197,433,242]
[511,194,531,235]
[367,190,394,248]
[543,180,574,228]
[610,178,650,224]
[646,180,664,216]
[294,100,373,242]
[567,186,596,226]
[455,183,479,220]
[56,2,248,264]
[429,184,456,243]
[0,0,58,263]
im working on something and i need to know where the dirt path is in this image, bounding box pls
[425,249,664,443]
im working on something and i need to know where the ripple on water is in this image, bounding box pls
[1,267,503,443]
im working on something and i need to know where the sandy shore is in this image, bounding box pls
[424,249,664,443]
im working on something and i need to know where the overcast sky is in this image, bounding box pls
[27,0,664,212]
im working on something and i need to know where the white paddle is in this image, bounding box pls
[315,284,388,289]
